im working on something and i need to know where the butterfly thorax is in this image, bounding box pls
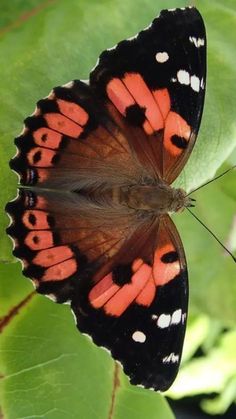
[118,184,191,213]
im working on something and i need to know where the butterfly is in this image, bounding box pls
[6,6,206,391]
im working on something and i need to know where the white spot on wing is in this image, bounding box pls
[163,353,179,364]
[171,309,182,325]
[132,330,146,343]
[182,312,187,324]
[157,314,171,329]
[177,70,190,85]
[189,36,205,48]
[191,75,200,92]
[155,51,169,63]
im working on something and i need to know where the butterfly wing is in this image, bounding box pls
[72,214,188,391]
[11,80,145,191]
[7,183,187,390]
[6,189,145,301]
[90,6,206,183]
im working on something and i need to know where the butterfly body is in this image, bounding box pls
[119,183,191,212]
[6,7,206,391]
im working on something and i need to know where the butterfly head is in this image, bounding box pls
[173,188,195,213]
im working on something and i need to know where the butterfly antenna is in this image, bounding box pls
[186,207,236,263]
[186,165,236,196]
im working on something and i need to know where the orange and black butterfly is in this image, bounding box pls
[6,7,206,391]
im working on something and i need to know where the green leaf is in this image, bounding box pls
[201,375,236,415]
[179,313,211,364]
[0,262,33,318]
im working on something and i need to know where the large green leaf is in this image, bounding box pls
[1,0,236,417]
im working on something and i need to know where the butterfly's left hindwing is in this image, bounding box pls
[6,6,206,391]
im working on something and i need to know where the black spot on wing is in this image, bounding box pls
[125,104,146,126]
[171,135,188,149]
[28,213,36,226]
[112,264,132,286]
[33,150,41,164]
[161,251,178,263]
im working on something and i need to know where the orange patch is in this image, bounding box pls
[42,258,77,281]
[57,99,88,126]
[106,78,135,115]
[164,111,191,156]
[36,168,50,183]
[104,263,152,316]
[25,231,54,250]
[45,113,83,137]
[89,273,120,309]
[23,210,50,230]
[33,127,63,149]
[153,244,180,286]
[135,273,156,306]
[33,195,47,210]
[143,119,154,135]
[123,73,164,132]
[27,147,56,167]
[132,258,144,272]
[33,246,73,267]
[153,88,171,120]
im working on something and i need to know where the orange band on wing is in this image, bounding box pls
[153,244,180,286]
[27,147,57,167]
[23,210,51,230]
[135,273,156,306]
[33,246,73,267]
[143,119,154,135]
[132,258,144,272]
[25,231,54,250]
[42,258,77,281]
[153,88,171,120]
[164,111,191,156]
[107,73,167,135]
[106,78,135,115]
[122,73,164,132]
[33,128,63,149]
[45,113,83,137]
[89,273,120,308]
[103,264,152,316]
[57,99,89,126]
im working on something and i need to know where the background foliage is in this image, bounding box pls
[0,0,236,418]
